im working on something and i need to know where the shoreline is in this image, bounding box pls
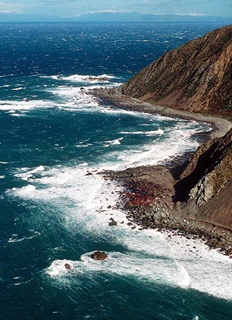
[92,87,232,257]
[91,87,232,140]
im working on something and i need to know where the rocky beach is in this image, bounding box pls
[89,86,232,257]
[88,25,232,258]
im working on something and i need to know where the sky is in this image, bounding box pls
[0,0,231,18]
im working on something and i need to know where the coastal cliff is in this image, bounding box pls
[96,25,232,254]
[119,25,232,232]
[175,128,232,229]
[121,25,232,117]
[105,128,232,255]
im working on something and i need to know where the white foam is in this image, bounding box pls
[111,122,203,169]
[8,231,41,243]
[47,73,116,84]
[176,264,190,288]
[47,260,75,277]
[15,165,45,180]
[121,129,164,136]
[165,232,232,300]
[8,161,232,300]
[47,234,211,292]
[12,87,23,91]
[0,99,55,111]
[48,86,100,109]
[46,249,186,288]
[105,137,123,147]
[12,184,36,196]
[47,231,232,300]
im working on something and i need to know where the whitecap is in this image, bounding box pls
[79,162,88,166]
[15,165,45,180]
[105,137,123,147]
[46,73,117,84]
[121,129,164,136]
[12,87,23,91]
[7,184,36,198]
[0,99,56,112]
[8,231,41,243]
[29,165,45,174]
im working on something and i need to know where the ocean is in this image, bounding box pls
[0,21,231,320]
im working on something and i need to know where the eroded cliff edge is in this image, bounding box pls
[121,25,232,117]
[175,128,232,229]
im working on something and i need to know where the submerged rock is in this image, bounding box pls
[91,251,108,260]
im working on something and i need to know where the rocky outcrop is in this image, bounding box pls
[91,251,108,260]
[64,263,72,270]
[109,218,117,226]
[175,129,232,228]
[121,25,232,117]
[108,156,232,255]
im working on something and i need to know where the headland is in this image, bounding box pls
[90,25,232,256]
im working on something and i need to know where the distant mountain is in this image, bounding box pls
[69,12,217,23]
[0,13,63,22]
[122,25,232,116]
[0,11,231,23]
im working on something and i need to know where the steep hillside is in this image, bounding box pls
[175,128,232,228]
[121,25,232,116]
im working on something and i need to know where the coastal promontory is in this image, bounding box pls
[97,25,232,255]
[121,25,232,117]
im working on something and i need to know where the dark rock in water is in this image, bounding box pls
[91,251,108,260]
[89,76,108,81]
[109,217,117,226]
[85,171,93,176]
[64,263,72,270]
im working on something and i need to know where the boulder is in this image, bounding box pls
[91,251,108,260]
[64,263,72,270]
[109,218,117,226]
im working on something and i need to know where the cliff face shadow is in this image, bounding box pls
[173,132,232,202]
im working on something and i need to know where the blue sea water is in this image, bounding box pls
[0,22,232,320]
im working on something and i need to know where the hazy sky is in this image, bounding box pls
[0,0,232,17]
